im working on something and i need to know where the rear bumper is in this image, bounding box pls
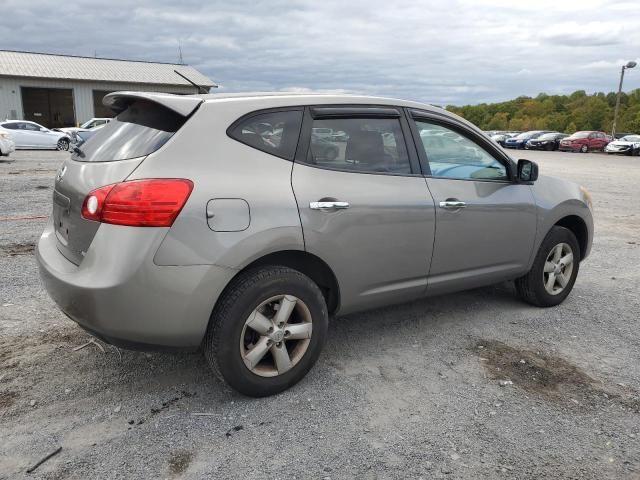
[36,222,237,350]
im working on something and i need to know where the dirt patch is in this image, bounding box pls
[0,391,19,410]
[0,241,36,256]
[474,340,640,412]
[0,330,87,369]
[168,450,193,475]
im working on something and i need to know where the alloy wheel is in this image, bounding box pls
[543,243,574,295]
[57,139,69,151]
[240,294,313,377]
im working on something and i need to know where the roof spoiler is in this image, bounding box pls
[103,91,204,117]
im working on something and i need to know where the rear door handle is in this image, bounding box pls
[309,201,350,210]
[439,200,466,209]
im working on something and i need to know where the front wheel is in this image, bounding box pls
[204,266,328,397]
[580,144,588,153]
[57,138,70,151]
[515,226,580,307]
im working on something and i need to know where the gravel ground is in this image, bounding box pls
[1,149,639,479]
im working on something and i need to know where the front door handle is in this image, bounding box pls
[439,200,467,209]
[309,201,350,210]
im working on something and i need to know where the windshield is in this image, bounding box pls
[569,131,590,139]
[620,135,640,142]
[72,100,186,162]
[538,133,558,140]
[515,131,539,139]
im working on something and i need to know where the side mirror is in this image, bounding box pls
[40,127,48,132]
[517,159,538,182]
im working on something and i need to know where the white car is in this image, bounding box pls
[605,135,640,156]
[0,120,71,150]
[55,117,112,136]
[0,127,15,157]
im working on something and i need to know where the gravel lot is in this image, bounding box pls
[1,149,639,479]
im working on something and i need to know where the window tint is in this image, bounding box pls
[1,123,17,130]
[414,121,508,181]
[229,110,302,160]
[72,100,186,162]
[306,117,411,174]
[24,123,40,131]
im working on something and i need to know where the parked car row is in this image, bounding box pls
[487,129,640,156]
[0,117,113,153]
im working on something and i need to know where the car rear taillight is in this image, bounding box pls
[81,179,194,227]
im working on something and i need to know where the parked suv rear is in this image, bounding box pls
[38,92,593,396]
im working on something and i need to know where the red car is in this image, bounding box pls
[559,131,610,153]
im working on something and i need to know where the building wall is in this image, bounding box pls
[0,77,199,125]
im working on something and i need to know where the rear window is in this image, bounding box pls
[228,109,303,161]
[72,100,186,162]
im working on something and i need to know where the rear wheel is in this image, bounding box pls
[204,266,328,397]
[57,138,69,151]
[515,226,580,307]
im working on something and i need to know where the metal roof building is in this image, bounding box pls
[0,50,216,128]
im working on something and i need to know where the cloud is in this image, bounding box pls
[540,21,623,46]
[0,0,638,105]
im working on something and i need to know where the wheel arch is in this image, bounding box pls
[554,215,589,261]
[218,250,341,315]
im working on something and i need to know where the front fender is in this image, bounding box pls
[529,175,594,264]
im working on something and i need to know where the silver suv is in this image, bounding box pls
[37,92,593,396]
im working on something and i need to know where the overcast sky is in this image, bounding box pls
[1,0,639,105]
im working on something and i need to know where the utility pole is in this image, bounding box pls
[612,61,637,139]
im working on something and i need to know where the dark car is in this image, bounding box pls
[559,131,610,153]
[526,132,568,151]
[490,132,518,147]
[504,131,551,149]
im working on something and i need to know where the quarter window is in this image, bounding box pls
[306,117,411,174]
[229,110,303,160]
[413,120,508,181]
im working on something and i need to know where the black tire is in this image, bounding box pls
[580,144,588,153]
[204,266,328,397]
[515,226,580,307]
[57,138,69,151]
[546,143,553,151]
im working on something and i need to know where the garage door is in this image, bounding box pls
[21,87,75,128]
[93,90,116,119]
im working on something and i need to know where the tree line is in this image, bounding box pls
[446,89,640,134]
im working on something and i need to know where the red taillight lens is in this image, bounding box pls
[81,179,194,227]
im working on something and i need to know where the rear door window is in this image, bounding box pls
[228,109,303,160]
[72,100,186,162]
[304,117,411,174]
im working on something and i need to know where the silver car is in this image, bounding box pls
[0,120,71,150]
[37,92,593,396]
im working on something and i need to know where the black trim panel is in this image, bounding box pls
[310,106,400,119]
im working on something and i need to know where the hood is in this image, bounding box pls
[609,140,637,146]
